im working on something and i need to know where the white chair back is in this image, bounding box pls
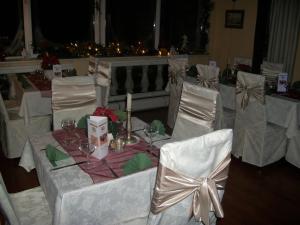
[149,129,233,225]
[233,57,252,67]
[260,61,283,88]
[51,76,96,130]
[88,56,111,107]
[172,82,219,141]
[0,173,21,225]
[166,57,188,129]
[195,64,220,89]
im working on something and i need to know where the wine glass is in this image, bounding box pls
[143,125,159,149]
[61,118,76,145]
[79,139,96,164]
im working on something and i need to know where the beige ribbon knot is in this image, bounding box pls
[151,155,231,225]
[196,74,218,90]
[236,80,265,110]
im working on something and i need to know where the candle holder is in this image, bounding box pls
[125,110,139,145]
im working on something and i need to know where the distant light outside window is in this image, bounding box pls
[0,0,23,56]
[106,0,156,49]
[31,0,93,46]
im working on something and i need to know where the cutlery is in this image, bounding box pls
[152,137,171,143]
[50,161,87,171]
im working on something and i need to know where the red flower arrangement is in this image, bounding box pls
[93,107,118,122]
[41,52,60,70]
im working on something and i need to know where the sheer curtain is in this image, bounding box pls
[267,0,300,81]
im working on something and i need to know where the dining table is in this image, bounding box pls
[8,73,52,125]
[19,117,172,225]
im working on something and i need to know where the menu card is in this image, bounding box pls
[277,72,288,93]
[88,116,108,160]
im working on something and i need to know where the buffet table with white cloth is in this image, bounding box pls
[19,117,172,225]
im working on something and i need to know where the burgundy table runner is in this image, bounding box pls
[52,128,159,183]
[26,74,52,97]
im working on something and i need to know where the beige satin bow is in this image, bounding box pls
[197,75,218,90]
[151,155,231,225]
[236,80,264,110]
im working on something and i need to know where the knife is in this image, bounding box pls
[50,161,87,171]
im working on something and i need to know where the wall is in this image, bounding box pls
[208,0,258,70]
[292,35,300,82]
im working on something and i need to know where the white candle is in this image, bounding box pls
[127,93,132,111]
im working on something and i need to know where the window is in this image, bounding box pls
[0,0,24,56]
[106,0,156,50]
[31,0,93,49]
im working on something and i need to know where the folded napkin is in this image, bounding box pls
[77,114,90,129]
[46,144,69,166]
[151,120,166,135]
[122,153,152,175]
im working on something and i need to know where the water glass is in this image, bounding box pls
[61,118,76,144]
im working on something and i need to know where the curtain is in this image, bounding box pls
[267,0,300,82]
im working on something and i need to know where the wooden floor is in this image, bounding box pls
[1,107,300,225]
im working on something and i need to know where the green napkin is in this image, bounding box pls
[150,120,165,135]
[46,144,69,166]
[77,114,90,129]
[115,110,127,122]
[122,153,152,175]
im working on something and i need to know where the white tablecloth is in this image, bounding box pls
[19,117,172,225]
[18,91,52,124]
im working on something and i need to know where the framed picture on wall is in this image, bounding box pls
[225,10,245,29]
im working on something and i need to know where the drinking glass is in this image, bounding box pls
[61,119,76,145]
[79,139,96,164]
[143,125,158,149]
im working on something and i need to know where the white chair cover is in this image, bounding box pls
[172,82,220,141]
[219,84,235,129]
[0,93,51,158]
[166,57,188,129]
[233,57,252,67]
[148,129,233,225]
[51,76,96,130]
[260,61,283,88]
[232,71,287,167]
[0,173,52,225]
[88,56,111,107]
[195,64,220,90]
[285,129,300,168]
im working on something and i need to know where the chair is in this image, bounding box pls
[232,71,287,167]
[51,76,97,130]
[0,93,51,158]
[148,129,233,225]
[260,61,283,89]
[219,84,236,129]
[0,173,52,225]
[166,57,188,129]
[195,64,220,90]
[172,81,221,141]
[88,56,111,107]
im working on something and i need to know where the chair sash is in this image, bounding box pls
[52,77,96,111]
[196,64,219,90]
[168,58,188,85]
[151,155,231,225]
[236,75,265,110]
